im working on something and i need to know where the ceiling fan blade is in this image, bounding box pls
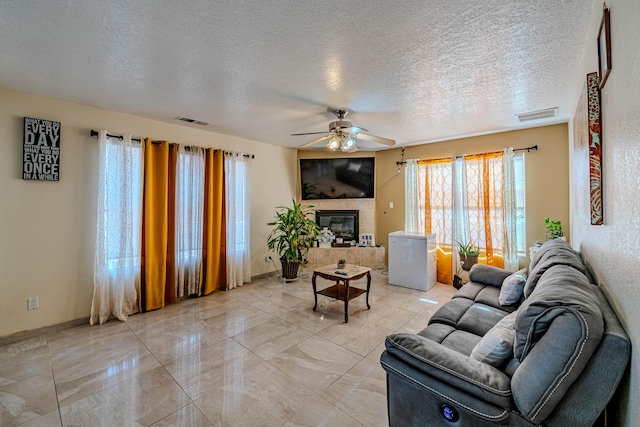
[291,131,329,136]
[356,133,396,146]
[299,134,332,148]
[349,126,369,133]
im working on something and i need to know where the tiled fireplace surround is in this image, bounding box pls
[305,199,385,270]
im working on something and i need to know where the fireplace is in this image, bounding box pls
[315,210,359,242]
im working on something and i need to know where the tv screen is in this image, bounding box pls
[300,157,375,200]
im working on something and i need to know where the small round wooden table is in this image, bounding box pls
[311,264,372,323]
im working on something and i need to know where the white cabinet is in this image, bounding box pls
[388,231,437,291]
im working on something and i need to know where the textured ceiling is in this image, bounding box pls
[0,1,594,150]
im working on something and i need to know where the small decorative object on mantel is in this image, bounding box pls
[597,3,611,89]
[318,227,335,248]
[23,117,60,181]
[337,259,346,269]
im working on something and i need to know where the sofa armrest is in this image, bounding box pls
[469,264,513,287]
[382,333,513,409]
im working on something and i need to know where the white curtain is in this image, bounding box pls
[225,152,251,289]
[452,156,468,274]
[404,159,420,232]
[175,146,205,297]
[90,131,142,325]
[502,147,518,271]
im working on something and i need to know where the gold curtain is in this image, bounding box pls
[418,158,454,284]
[141,139,178,311]
[201,149,226,294]
[464,153,505,269]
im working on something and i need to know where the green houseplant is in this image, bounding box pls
[456,240,480,271]
[267,200,320,280]
[544,217,564,240]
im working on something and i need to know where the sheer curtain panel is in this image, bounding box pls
[90,131,142,325]
[502,148,518,271]
[225,152,251,289]
[175,146,205,297]
[404,159,420,232]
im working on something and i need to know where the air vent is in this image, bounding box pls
[516,107,558,122]
[176,116,209,126]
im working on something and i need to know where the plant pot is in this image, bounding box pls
[459,253,479,271]
[280,259,301,280]
[337,262,345,269]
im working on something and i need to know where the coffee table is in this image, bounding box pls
[312,264,372,323]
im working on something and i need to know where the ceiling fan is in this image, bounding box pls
[291,109,395,152]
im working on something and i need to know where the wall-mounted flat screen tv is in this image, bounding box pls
[300,157,375,200]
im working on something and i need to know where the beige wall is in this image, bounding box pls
[0,86,295,338]
[569,1,640,425]
[375,124,570,267]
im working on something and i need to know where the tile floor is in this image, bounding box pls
[0,269,457,427]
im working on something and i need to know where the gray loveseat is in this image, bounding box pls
[380,240,630,426]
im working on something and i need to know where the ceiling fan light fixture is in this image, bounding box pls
[327,137,340,151]
[342,135,356,151]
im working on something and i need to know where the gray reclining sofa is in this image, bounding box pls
[380,240,630,426]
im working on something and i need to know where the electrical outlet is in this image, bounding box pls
[27,297,39,310]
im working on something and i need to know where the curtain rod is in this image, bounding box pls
[395,144,537,166]
[90,130,255,158]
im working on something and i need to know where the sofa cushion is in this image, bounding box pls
[499,268,528,306]
[419,323,481,356]
[457,303,509,336]
[428,297,474,328]
[471,311,517,367]
[469,264,513,287]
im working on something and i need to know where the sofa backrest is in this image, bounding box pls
[510,263,604,424]
[524,239,586,298]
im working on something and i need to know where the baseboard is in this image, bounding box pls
[0,317,89,346]
[250,271,283,281]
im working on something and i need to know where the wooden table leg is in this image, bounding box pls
[344,279,349,323]
[312,272,318,311]
[365,271,371,310]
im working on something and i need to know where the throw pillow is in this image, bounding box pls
[470,311,517,367]
[499,268,528,306]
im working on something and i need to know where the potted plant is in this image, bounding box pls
[267,200,320,280]
[337,259,346,269]
[544,217,564,240]
[457,240,480,271]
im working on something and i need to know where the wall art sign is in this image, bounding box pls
[572,72,602,225]
[23,117,60,181]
